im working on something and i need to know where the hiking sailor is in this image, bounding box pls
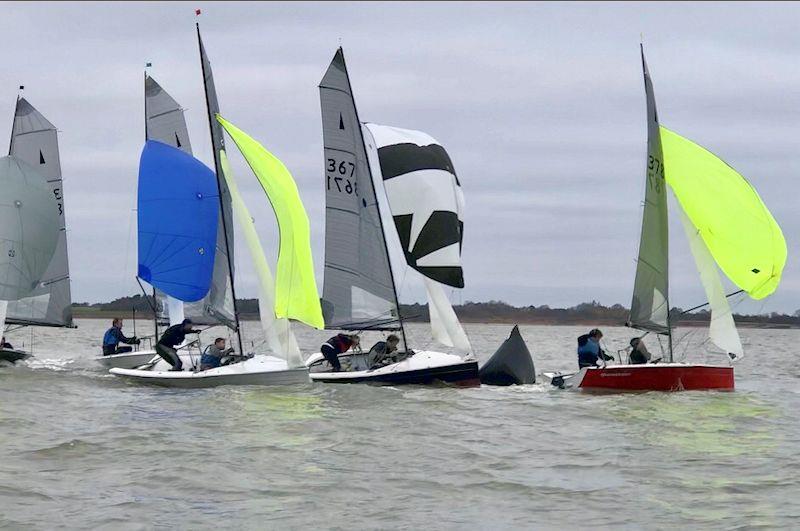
[628,337,652,364]
[368,334,401,368]
[200,337,236,371]
[156,318,201,371]
[102,318,141,356]
[320,333,360,372]
[1,337,13,350]
[577,328,614,369]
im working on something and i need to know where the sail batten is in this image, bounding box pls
[319,48,400,331]
[5,98,73,327]
[629,47,670,336]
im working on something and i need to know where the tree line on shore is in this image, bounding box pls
[72,296,800,328]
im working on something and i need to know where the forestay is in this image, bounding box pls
[197,29,237,328]
[0,156,60,302]
[218,150,303,367]
[6,98,73,326]
[319,48,400,330]
[217,115,324,330]
[661,126,786,300]
[363,123,470,353]
[137,141,219,302]
[629,47,670,335]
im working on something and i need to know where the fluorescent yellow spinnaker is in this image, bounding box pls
[216,114,324,329]
[660,126,786,299]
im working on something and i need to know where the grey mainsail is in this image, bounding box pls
[319,49,400,330]
[6,98,73,327]
[196,29,236,330]
[0,156,60,303]
[629,46,670,336]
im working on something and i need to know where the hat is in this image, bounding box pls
[182,318,193,325]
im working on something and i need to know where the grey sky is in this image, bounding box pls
[1,1,797,314]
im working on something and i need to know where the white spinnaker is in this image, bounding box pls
[424,277,471,354]
[363,124,471,353]
[677,202,743,361]
[219,151,302,367]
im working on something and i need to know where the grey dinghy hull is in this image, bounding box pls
[94,350,159,370]
[0,348,31,364]
[109,355,310,388]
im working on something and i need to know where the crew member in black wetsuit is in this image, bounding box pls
[320,333,360,372]
[156,319,201,371]
[1,337,13,349]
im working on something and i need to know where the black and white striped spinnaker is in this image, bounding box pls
[363,124,470,353]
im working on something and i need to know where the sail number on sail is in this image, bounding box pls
[326,157,358,195]
[647,155,664,193]
[53,188,63,215]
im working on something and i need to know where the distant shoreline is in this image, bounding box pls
[70,309,799,329]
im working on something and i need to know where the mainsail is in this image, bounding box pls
[319,48,400,330]
[6,98,73,327]
[216,115,324,330]
[218,149,303,367]
[660,126,786,300]
[629,47,670,335]
[137,141,219,302]
[363,123,470,353]
[196,27,237,329]
[0,156,60,302]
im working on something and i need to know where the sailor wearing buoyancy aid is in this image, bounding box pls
[102,318,140,355]
[577,328,613,368]
[320,333,360,372]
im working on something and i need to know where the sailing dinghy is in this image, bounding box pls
[1,95,74,364]
[306,49,479,385]
[110,24,319,387]
[544,47,786,392]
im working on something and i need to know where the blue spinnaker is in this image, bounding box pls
[137,140,219,302]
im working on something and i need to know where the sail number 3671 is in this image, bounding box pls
[647,155,665,193]
[326,158,358,195]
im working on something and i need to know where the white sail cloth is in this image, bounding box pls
[677,204,744,361]
[363,123,471,354]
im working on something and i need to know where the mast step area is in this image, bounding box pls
[545,363,733,392]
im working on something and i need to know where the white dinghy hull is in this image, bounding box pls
[109,354,309,388]
[307,350,479,386]
[94,349,159,370]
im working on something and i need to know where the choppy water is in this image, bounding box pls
[1,319,798,529]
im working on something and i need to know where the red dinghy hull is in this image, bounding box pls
[575,364,734,391]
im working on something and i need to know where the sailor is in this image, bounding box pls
[1,337,12,349]
[102,318,141,356]
[320,333,360,372]
[200,337,235,371]
[368,334,400,368]
[577,328,613,368]
[629,337,652,364]
[156,318,201,371]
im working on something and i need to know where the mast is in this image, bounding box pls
[338,48,408,352]
[143,70,160,340]
[196,22,244,356]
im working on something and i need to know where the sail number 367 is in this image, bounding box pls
[326,158,358,196]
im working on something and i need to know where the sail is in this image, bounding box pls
[5,98,73,326]
[145,74,220,325]
[677,204,744,360]
[661,126,786,300]
[218,150,303,367]
[217,115,324,330]
[197,27,237,328]
[137,141,219,302]
[363,123,465,288]
[629,47,670,335]
[363,123,470,352]
[0,156,60,301]
[319,48,399,330]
